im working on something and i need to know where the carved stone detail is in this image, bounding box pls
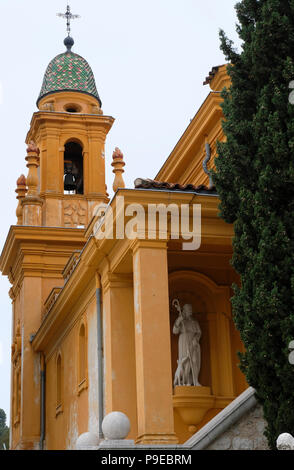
[64,200,87,227]
[39,101,55,112]
[11,320,21,365]
[12,320,22,426]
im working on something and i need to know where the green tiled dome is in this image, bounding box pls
[37,46,101,107]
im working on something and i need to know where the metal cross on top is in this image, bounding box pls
[57,4,81,37]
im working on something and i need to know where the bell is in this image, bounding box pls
[64,173,76,191]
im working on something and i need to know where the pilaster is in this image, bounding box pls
[131,240,178,445]
[102,272,138,440]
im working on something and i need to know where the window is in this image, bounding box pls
[56,353,63,415]
[13,368,21,425]
[64,103,82,113]
[78,322,88,394]
[16,371,20,416]
[66,107,78,113]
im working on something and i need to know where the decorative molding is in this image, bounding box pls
[130,239,168,255]
[43,287,63,317]
[62,250,81,282]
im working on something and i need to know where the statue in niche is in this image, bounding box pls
[172,299,202,387]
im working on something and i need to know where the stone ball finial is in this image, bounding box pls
[277,433,294,450]
[102,411,130,440]
[112,147,124,160]
[76,432,99,450]
[288,340,294,364]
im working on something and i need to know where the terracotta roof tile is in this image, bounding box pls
[134,178,216,193]
[203,64,225,86]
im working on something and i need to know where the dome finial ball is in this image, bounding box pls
[64,36,74,51]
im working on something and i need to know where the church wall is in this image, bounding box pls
[44,286,98,450]
[8,255,76,449]
[13,277,43,450]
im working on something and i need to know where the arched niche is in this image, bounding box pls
[55,351,64,416]
[169,270,234,398]
[77,318,88,395]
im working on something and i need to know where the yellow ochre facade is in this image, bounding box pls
[0,32,247,450]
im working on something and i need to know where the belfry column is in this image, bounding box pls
[132,240,178,445]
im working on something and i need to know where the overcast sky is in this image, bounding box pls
[0,0,240,423]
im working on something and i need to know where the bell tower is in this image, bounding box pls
[26,34,114,228]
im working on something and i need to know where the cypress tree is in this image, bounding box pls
[0,409,9,449]
[213,0,294,448]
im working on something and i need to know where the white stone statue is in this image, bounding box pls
[172,300,202,387]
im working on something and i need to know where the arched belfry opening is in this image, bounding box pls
[64,141,84,194]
